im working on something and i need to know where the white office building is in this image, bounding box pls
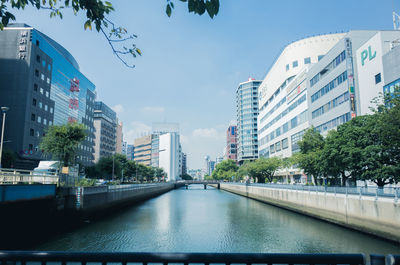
[159,132,181,182]
[308,30,400,133]
[258,33,345,160]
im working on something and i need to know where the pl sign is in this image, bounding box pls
[360,45,376,66]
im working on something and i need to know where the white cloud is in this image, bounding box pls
[123,121,152,144]
[142,106,165,113]
[112,104,124,114]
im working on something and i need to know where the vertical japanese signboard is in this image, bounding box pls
[345,38,357,119]
[68,77,80,123]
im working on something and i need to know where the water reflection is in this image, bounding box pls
[36,185,399,254]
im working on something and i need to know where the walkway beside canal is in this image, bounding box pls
[217,183,400,243]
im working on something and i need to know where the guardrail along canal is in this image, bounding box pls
[34,185,399,254]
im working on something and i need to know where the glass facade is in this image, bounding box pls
[236,80,261,164]
[32,29,96,166]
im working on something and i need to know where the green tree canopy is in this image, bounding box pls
[240,157,282,183]
[40,123,86,167]
[211,159,238,180]
[296,127,325,183]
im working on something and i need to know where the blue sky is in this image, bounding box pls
[12,0,397,169]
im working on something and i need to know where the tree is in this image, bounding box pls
[211,159,238,180]
[1,149,16,168]
[322,118,368,186]
[0,0,220,67]
[297,127,325,184]
[240,157,282,183]
[40,123,86,167]
[358,92,400,187]
[180,173,193,180]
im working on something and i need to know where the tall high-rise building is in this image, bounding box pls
[236,78,262,164]
[225,125,237,162]
[0,23,95,169]
[126,144,134,161]
[181,153,187,175]
[159,132,180,181]
[133,135,152,166]
[93,101,117,162]
[122,141,127,156]
[115,121,123,154]
[151,122,180,168]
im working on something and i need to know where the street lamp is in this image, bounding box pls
[111,151,115,181]
[0,106,9,169]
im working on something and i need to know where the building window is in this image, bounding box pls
[41,73,45,80]
[32,98,37,106]
[270,144,275,154]
[34,83,38,92]
[318,55,324,61]
[43,118,47,125]
[275,141,281,152]
[304,57,311,64]
[40,88,44,94]
[31,113,35,121]
[35,131,40,137]
[375,73,381,84]
[35,69,39,77]
[37,116,41,123]
[45,91,49,97]
[47,77,50,84]
[50,107,53,113]
[29,144,33,151]
[36,55,40,63]
[36,40,39,46]
[30,128,34,136]
[44,105,48,111]
[42,60,46,68]
[292,60,298,68]
[282,138,288,149]
[286,64,289,71]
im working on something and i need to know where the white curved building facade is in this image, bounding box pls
[258,33,345,162]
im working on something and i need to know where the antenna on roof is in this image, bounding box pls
[393,0,400,29]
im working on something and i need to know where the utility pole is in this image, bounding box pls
[0,107,10,169]
[112,153,115,181]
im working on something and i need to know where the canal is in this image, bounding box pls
[36,185,399,254]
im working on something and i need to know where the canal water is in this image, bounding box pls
[36,185,399,254]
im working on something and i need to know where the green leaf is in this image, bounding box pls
[84,20,92,30]
[166,4,172,17]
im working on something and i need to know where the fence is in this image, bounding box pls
[230,182,399,202]
[2,251,398,265]
[0,168,58,185]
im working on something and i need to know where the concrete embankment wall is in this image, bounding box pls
[60,183,178,216]
[219,183,400,243]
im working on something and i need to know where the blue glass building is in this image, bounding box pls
[0,24,95,168]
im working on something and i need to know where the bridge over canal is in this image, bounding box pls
[180,180,220,189]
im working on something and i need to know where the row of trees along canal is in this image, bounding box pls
[207,93,400,188]
[12,122,194,186]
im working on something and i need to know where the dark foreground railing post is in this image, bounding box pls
[370,254,385,265]
[0,251,371,265]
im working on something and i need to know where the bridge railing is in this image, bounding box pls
[227,182,399,202]
[0,168,58,185]
[2,251,397,265]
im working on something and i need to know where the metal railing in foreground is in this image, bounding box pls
[0,251,398,265]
